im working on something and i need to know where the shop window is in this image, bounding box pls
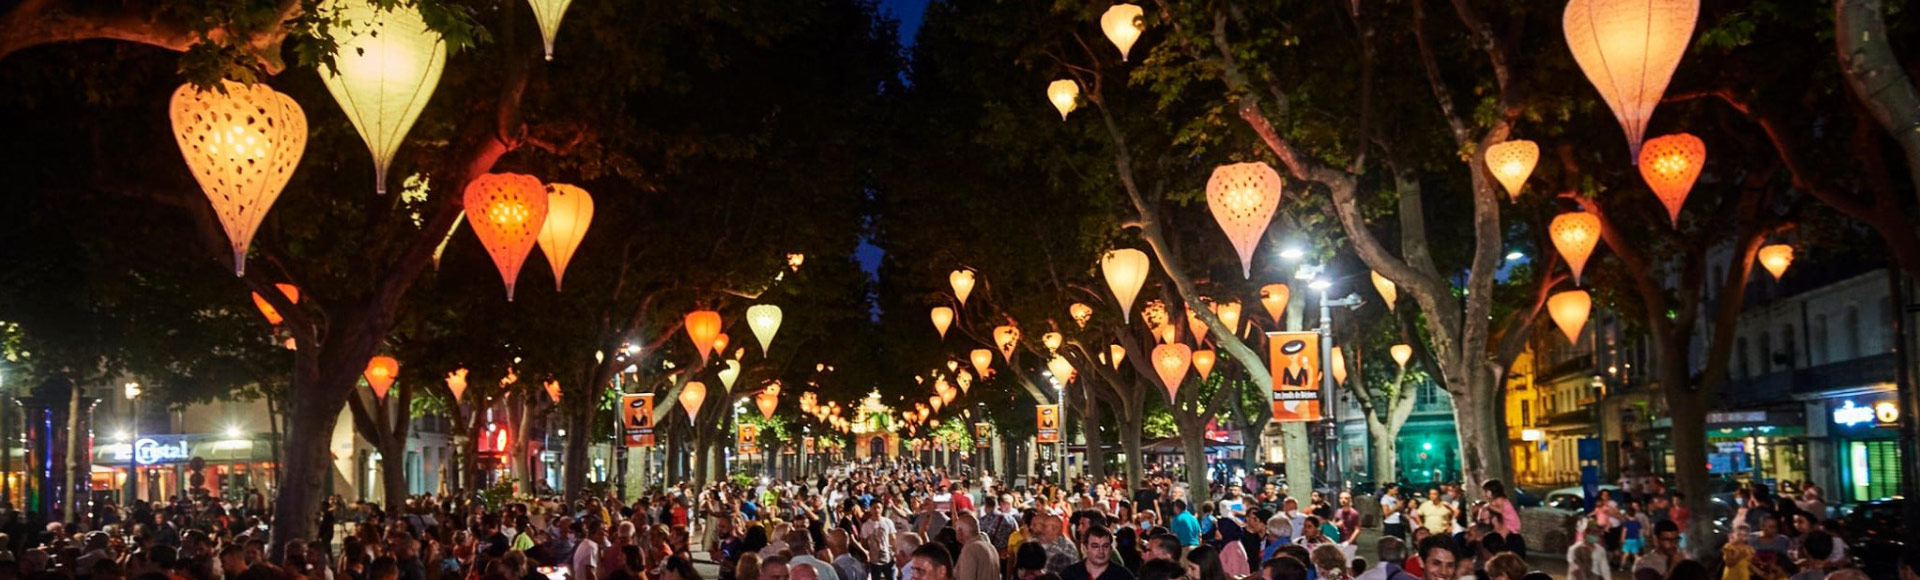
[1849,440,1902,502]
[1521,401,1532,427]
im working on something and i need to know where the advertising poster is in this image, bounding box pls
[622,393,654,447]
[1036,404,1061,443]
[1268,331,1323,422]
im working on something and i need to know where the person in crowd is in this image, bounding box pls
[1632,521,1685,580]
[1167,503,1198,549]
[1484,553,1526,580]
[1059,527,1131,580]
[1417,490,1454,538]
[1356,537,1418,580]
[906,545,952,580]
[950,513,995,580]
[1260,556,1308,580]
[1333,494,1361,547]
[1309,545,1349,580]
[1416,536,1460,580]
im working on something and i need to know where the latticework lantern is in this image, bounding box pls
[949,270,975,306]
[746,304,782,353]
[931,306,954,339]
[536,183,593,291]
[1048,80,1079,120]
[1758,244,1794,281]
[364,355,399,400]
[1330,347,1348,385]
[1101,4,1146,61]
[1390,345,1412,369]
[1047,356,1076,384]
[170,81,308,276]
[1215,301,1242,337]
[971,349,994,377]
[1206,162,1285,278]
[1110,345,1126,369]
[1103,249,1151,322]
[678,382,707,423]
[684,310,722,364]
[1152,343,1192,401]
[756,392,778,420]
[251,283,301,326]
[1484,139,1539,201]
[1372,271,1398,312]
[318,0,448,194]
[718,360,741,392]
[1563,0,1699,157]
[544,380,562,403]
[994,326,1020,362]
[1070,303,1093,328]
[464,173,550,301]
[1260,284,1290,323]
[526,0,574,60]
[1548,290,1592,344]
[1638,133,1706,227]
[1043,332,1063,353]
[1192,350,1216,380]
[445,368,468,402]
[1551,212,1603,284]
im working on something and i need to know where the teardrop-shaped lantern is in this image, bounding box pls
[1260,284,1291,323]
[1372,271,1398,312]
[1187,310,1210,344]
[465,173,550,301]
[930,306,954,339]
[1563,0,1699,157]
[718,359,741,392]
[949,270,976,306]
[1048,80,1079,120]
[745,304,782,354]
[679,382,707,423]
[1484,139,1539,201]
[971,349,995,377]
[544,380,562,403]
[957,369,973,393]
[1548,290,1592,344]
[994,326,1021,362]
[756,392,778,420]
[1638,133,1706,227]
[251,283,301,326]
[1152,343,1192,401]
[318,0,448,194]
[1103,249,1151,322]
[1047,356,1076,384]
[526,0,574,60]
[1070,303,1093,328]
[1043,332,1063,353]
[364,355,399,400]
[1550,212,1603,284]
[684,310,722,364]
[946,360,960,374]
[1390,345,1413,369]
[1758,244,1794,281]
[1101,4,1146,62]
[1217,301,1243,336]
[1207,162,1285,278]
[712,334,731,360]
[536,183,594,292]
[1111,345,1127,370]
[171,80,310,276]
[1192,350,1216,380]
[1330,347,1348,386]
[445,368,468,402]
[931,394,945,411]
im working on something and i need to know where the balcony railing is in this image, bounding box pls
[1721,352,1896,406]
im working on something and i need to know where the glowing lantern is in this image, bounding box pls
[947,360,959,373]
[1484,139,1539,200]
[1390,345,1413,369]
[1110,345,1126,369]
[1547,290,1592,344]
[787,253,806,271]
[1638,133,1707,227]
[445,368,468,402]
[712,333,731,357]
[536,183,594,292]
[744,304,782,354]
[318,0,448,194]
[1157,325,1177,345]
[1550,212,1603,284]
[364,356,399,400]
[1216,301,1242,337]
[1192,350,1216,380]
[169,81,308,276]
[1330,347,1348,386]
[1372,271,1398,311]
[1043,332,1063,353]
[1758,244,1794,281]
[464,173,550,301]
[544,380,562,403]
[971,349,995,377]
[994,326,1021,362]
[678,382,707,423]
[1047,356,1076,384]
[251,283,301,326]
[684,310,722,364]
[1047,80,1079,120]
[1260,284,1291,323]
[1186,310,1210,344]
[938,386,956,405]
[1206,162,1285,278]
[1152,344,1192,400]
[1071,303,1093,328]
[931,306,954,339]
[1101,4,1146,61]
[949,270,976,306]
[957,370,973,393]
[1103,249,1151,322]
[718,360,741,392]
[756,393,778,420]
[526,0,574,60]
[930,395,944,412]
[1563,0,1699,157]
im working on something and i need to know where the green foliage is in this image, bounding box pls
[480,476,519,508]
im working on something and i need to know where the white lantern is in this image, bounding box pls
[1102,249,1151,322]
[1047,79,1079,120]
[994,326,1021,362]
[1047,356,1076,384]
[1372,271,1398,312]
[747,304,783,353]
[950,270,976,306]
[536,183,594,291]
[931,306,954,339]
[526,0,575,60]
[318,0,448,194]
[1206,162,1284,278]
[718,359,741,392]
[1100,4,1146,62]
[1485,139,1539,200]
[1563,0,1699,157]
[169,81,308,276]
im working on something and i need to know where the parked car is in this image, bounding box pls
[1539,485,1621,515]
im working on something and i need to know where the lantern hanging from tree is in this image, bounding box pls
[718,360,741,392]
[1548,290,1592,344]
[1100,4,1145,61]
[1152,343,1192,401]
[949,270,975,306]
[678,382,707,423]
[1047,356,1075,384]
[684,310,722,364]
[544,380,562,403]
[170,80,309,276]
[251,283,301,326]
[318,0,448,194]
[994,326,1020,362]
[931,394,944,412]
[746,304,782,353]
[526,0,574,60]
[971,349,995,377]
[1186,310,1210,344]
[1330,347,1348,386]
[364,356,399,400]
[947,360,959,374]
[957,369,973,393]
[1758,244,1794,281]
[1110,345,1127,369]
[1390,345,1413,369]
[1043,332,1063,353]
[536,183,594,291]
[1047,80,1079,120]
[1638,133,1707,227]
[787,253,805,271]
[930,306,954,339]
[1260,284,1290,323]
[1102,249,1151,322]
[1550,212,1603,284]
[1206,162,1285,278]
[1070,303,1093,328]
[446,368,468,402]
[1563,0,1699,158]
[464,173,550,301]
[1192,350,1216,380]
[1484,139,1539,200]
[1371,271,1398,311]
[1215,301,1242,337]
[712,333,730,356]
[756,392,778,420]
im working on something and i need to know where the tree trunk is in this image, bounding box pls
[1449,369,1510,495]
[270,339,369,560]
[1121,408,1144,495]
[1369,418,1396,484]
[1080,384,1107,485]
[1283,423,1312,499]
[1835,0,1920,204]
[379,433,408,507]
[564,401,594,500]
[1180,417,1211,508]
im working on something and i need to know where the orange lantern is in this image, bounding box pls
[756,392,778,420]
[445,368,468,402]
[930,394,944,412]
[712,333,731,356]
[1484,139,1539,201]
[1043,332,1064,353]
[536,183,594,292]
[1638,133,1706,228]
[1192,350,1216,380]
[1372,271,1398,312]
[1330,347,1348,386]
[464,173,550,301]
[1550,212,1603,284]
[1390,345,1413,369]
[971,349,995,377]
[994,326,1020,362]
[1206,162,1285,278]
[931,306,954,339]
[1110,345,1127,370]
[544,380,562,403]
[1046,356,1076,384]
[1563,0,1699,157]
[678,382,707,423]
[1215,301,1242,337]
[1070,303,1094,328]
[1548,290,1592,344]
[1758,244,1793,281]
[169,81,308,276]
[1186,309,1210,344]
[1260,284,1291,324]
[957,369,973,393]
[251,283,301,326]
[364,356,399,400]
[684,310,722,364]
[1152,344,1192,401]
[950,270,976,306]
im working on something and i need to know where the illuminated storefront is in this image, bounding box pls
[90,433,276,501]
[1828,397,1903,502]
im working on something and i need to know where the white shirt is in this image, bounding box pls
[863,518,897,563]
[1381,496,1403,524]
[571,538,602,580]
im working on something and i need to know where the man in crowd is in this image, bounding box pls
[951,512,997,580]
[1168,501,1199,547]
[907,544,953,580]
[1061,526,1134,580]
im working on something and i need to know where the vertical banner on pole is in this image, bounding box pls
[738,423,759,455]
[622,393,654,447]
[975,422,992,448]
[1268,331,1323,422]
[1035,405,1061,443]
[803,436,816,455]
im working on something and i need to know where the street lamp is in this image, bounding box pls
[1307,276,1362,494]
[124,382,141,506]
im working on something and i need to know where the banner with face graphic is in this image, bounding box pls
[1268,331,1323,422]
[738,423,759,454]
[622,393,654,447]
[803,436,816,455]
[975,422,992,448]
[1036,405,1062,443]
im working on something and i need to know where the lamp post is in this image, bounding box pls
[123,382,141,506]
[1309,275,1362,494]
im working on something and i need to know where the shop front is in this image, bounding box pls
[1826,397,1904,503]
[91,433,277,502]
